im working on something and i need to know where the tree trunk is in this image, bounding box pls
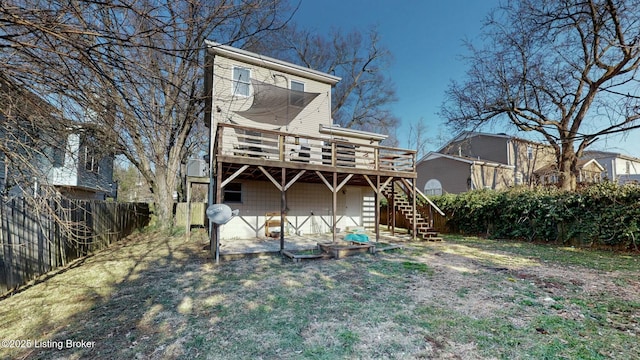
[151,167,177,230]
[558,144,577,191]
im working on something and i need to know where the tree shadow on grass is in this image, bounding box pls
[2,230,216,360]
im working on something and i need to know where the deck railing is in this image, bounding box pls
[215,123,416,173]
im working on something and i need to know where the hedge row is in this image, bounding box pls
[431,182,640,250]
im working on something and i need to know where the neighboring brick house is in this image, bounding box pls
[417,131,604,194]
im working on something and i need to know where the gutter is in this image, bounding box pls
[319,124,388,142]
[205,40,341,85]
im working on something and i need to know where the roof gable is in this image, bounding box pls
[205,40,341,85]
[583,150,640,163]
[420,151,514,168]
[438,131,550,153]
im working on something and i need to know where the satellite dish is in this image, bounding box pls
[206,204,239,225]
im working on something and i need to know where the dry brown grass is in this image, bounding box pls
[1,231,639,359]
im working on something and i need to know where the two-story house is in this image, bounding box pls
[0,73,116,200]
[417,131,604,194]
[198,41,438,251]
[45,125,116,200]
[583,150,640,184]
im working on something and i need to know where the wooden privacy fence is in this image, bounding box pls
[174,202,207,227]
[0,198,150,294]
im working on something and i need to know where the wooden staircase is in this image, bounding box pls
[382,182,443,241]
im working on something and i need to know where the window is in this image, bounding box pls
[290,80,305,107]
[424,179,443,196]
[84,147,96,172]
[223,183,242,203]
[527,145,533,160]
[232,67,250,96]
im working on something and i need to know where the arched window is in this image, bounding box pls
[424,179,443,196]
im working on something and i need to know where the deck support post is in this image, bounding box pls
[332,172,338,243]
[280,168,286,252]
[412,178,417,240]
[390,180,395,236]
[375,175,380,242]
[213,161,223,263]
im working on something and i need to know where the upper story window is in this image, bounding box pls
[84,147,99,173]
[291,80,304,92]
[233,67,250,97]
[290,80,305,107]
[527,145,533,160]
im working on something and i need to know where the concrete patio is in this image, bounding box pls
[189,228,417,261]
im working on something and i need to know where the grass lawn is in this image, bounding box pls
[1,230,639,359]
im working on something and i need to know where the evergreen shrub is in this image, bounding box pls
[431,182,640,250]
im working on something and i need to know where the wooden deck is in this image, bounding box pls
[214,123,417,182]
[197,123,427,262]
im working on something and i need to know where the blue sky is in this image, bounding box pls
[292,0,640,157]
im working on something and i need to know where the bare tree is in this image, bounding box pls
[0,0,293,228]
[407,118,430,160]
[247,25,400,143]
[440,0,640,190]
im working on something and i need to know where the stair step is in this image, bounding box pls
[418,228,436,233]
[424,237,443,242]
[417,226,435,231]
[420,232,439,237]
[385,185,442,242]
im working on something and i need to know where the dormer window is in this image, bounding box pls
[233,67,250,97]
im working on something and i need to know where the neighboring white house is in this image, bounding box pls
[0,126,116,200]
[45,129,116,200]
[1,74,115,200]
[201,41,422,243]
[583,150,640,184]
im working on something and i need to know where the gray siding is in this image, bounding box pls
[417,157,471,194]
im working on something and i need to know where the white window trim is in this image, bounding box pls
[232,66,251,97]
[290,80,305,91]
